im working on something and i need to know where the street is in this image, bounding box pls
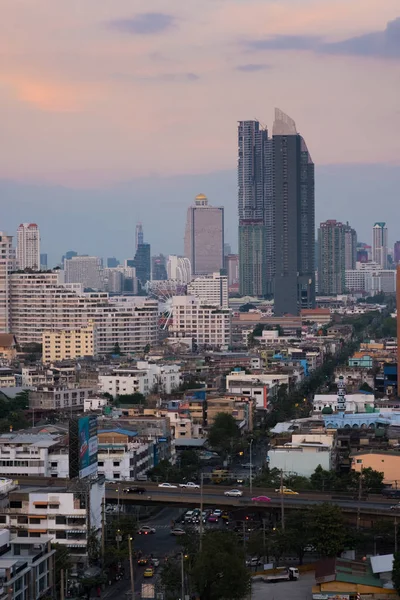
[252,571,314,600]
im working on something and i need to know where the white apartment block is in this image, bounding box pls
[99,362,181,398]
[365,270,396,295]
[64,256,104,290]
[42,325,95,363]
[345,269,366,292]
[93,299,159,355]
[0,233,16,333]
[9,272,108,345]
[97,438,154,480]
[226,372,285,409]
[170,295,232,349]
[29,386,96,411]
[268,442,332,477]
[3,481,104,569]
[187,272,228,308]
[16,223,40,270]
[0,433,69,478]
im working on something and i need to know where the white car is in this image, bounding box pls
[179,482,200,489]
[158,483,178,489]
[224,489,243,498]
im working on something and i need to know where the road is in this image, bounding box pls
[252,571,314,600]
[107,482,398,517]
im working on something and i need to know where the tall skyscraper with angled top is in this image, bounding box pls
[17,223,40,270]
[135,223,144,251]
[184,194,224,276]
[372,222,388,269]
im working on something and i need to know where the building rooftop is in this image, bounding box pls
[315,557,383,588]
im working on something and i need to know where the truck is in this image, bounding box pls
[263,567,299,583]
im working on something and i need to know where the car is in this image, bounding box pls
[275,487,299,495]
[179,482,200,489]
[246,557,263,567]
[251,495,271,503]
[184,510,194,522]
[137,558,148,566]
[138,526,156,535]
[158,482,178,489]
[123,486,146,494]
[213,509,222,517]
[390,503,400,510]
[144,567,154,578]
[151,558,160,567]
[221,511,230,520]
[224,489,243,497]
[208,514,218,523]
[170,527,186,536]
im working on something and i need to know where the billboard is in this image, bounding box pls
[69,415,98,479]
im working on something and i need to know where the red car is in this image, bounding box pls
[251,496,271,502]
[208,514,219,523]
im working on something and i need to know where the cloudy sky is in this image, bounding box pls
[1,0,399,263]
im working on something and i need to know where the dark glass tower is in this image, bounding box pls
[134,243,151,287]
[272,109,315,315]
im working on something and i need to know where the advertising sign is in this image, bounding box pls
[78,415,98,478]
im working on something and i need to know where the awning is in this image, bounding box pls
[29,529,47,533]
[33,502,48,506]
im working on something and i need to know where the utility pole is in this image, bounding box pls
[395,517,398,553]
[199,472,204,551]
[356,466,363,531]
[249,438,253,497]
[181,552,185,600]
[128,535,135,600]
[242,521,246,554]
[60,569,65,600]
[101,497,105,565]
[262,518,267,563]
[280,469,285,531]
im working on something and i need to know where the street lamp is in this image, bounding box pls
[128,535,135,600]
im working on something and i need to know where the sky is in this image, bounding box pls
[1,0,399,263]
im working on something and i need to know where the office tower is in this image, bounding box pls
[135,223,144,251]
[272,109,315,314]
[187,272,229,308]
[152,255,168,281]
[225,254,239,288]
[397,266,400,377]
[16,223,40,270]
[134,243,151,286]
[64,256,104,290]
[318,220,346,295]
[167,255,192,283]
[107,257,119,268]
[0,233,16,333]
[184,194,224,276]
[224,243,232,257]
[238,120,269,296]
[40,253,48,269]
[372,222,388,269]
[394,242,400,264]
[344,223,357,270]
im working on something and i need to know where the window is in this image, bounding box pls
[113,461,120,467]
[98,462,104,467]
[356,459,363,464]
[113,473,120,479]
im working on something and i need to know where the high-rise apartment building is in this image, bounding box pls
[16,223,40,270]
[167,256,192,283]
[184,194,224,276]
[107,257,119,268]
[225,254,239,288]
[64,255,104,290]
[0,232,16,333]
[372,222,388,269]
[152,255,168,281]
[40,253,48,269]
[134,243,151,286]
[272,109,315,315]
[318,220,346,295]
[238,121,269,296]
[394,242,400,265]
[187,272,228,308]
[344,224,357,270]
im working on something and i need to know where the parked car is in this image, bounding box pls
[170,527,186,536]
[390,503,400,510]
[251,496,271,502]
[138,526,156,535]
[208,514,218,523]
[212,509,222,517]
[246,557,263,567]
[123,486,146,494]
[158,483,178,489]
[179,482,200,489]
[224,489,243,497]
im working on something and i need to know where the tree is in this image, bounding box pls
[285,513,313,565]
[117,392,146,405]
[360,467,384,493]
[191,531,250,600]
[207,413,240,461]
[147,459,182,483]
[52,544,72,592]
[161,559,182,599]
[393,552,400,596]
[112,342,121,355]
[359,382,374,393]
[309,503,347,557]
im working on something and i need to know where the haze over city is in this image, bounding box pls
[1,0,400,263]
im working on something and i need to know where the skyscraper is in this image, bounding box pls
[394,242,400,264]
[272,109,315,315]
[152,254,167,281]
[134,243,151,287]
[64,256,104,290]
[17,223,40,270]
[184,194,224,276]
[372,222,388,269]
[318,220,346,295]
[135,223,144,251]
[0,233,16,333]
[344,223,357,270]
[238,120,269,296]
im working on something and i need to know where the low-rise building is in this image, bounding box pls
[226,371,287,409]
[207,395,254,431]
[42,325,95,363]
[268,441,332,477]
[313,393,375,414]
[187,273,228,308]
[351,450,400,487]
[29,386,96,413]
[97,429,154,480]
[0,433,69,478]
[0,368,16,387]
[0,335,18,363]
[98,361,182,398]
